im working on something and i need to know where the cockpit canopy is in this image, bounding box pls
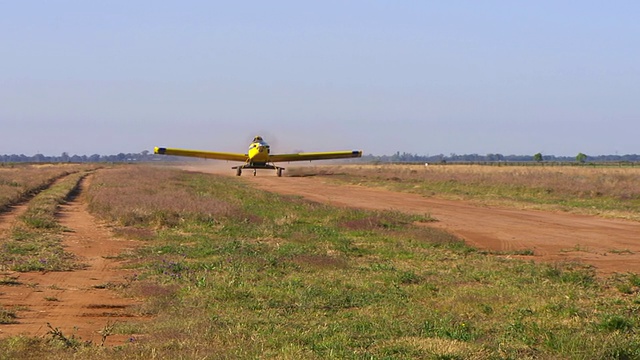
[249,135,270,153]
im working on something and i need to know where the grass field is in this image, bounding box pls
[0,166,97,272]
[288,164,640,221]
[0,163,92,212]
[1,164,640,359]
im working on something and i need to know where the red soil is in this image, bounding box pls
[0,176,143,344]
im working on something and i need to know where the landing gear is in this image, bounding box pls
[233,164,284,177]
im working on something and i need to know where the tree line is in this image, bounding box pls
[1,150,639,164]
[0,150,164,163]
[363,152,640,164]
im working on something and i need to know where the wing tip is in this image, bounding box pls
[154,147,167,155]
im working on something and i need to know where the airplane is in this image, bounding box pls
[154,136,362,177]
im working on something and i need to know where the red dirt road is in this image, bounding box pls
[0,176,143,344]
[224,169,640,276]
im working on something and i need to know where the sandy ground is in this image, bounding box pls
[0,175,143,344]
[182,163,640,276]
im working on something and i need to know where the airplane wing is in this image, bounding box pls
[154,147,248,162]
[269,150,362,163]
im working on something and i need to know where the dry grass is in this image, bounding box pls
[86,165,244,227]
[289,164,640,219]
[0,164,92,211]
[292,164,640,199]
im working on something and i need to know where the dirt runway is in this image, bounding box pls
[185,164,640,276]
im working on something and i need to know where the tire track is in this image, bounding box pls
[0,203,30,234]
[0,173,145,344]
[0,174,75,234]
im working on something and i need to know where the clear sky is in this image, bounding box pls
[1,1,638,157]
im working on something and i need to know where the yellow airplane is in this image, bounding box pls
[154,136,362,177]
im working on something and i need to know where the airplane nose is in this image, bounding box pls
[258,145,265,153]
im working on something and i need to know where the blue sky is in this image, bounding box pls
[1,1,638,156]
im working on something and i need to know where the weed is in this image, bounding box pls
[0,276,22,285]
[630,274,640,287]
[422,316,477,342]
[46,322,89,349]
[543,263,596,287]
[510,249,535,256]
[487,248,535,256]
[99,321,116,346]
[599,315,635,332]
[398,270,423,285]
[0,306,18,324]
[610,248,635,255]
[92,282,125,290]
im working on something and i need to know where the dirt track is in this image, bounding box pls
[0,175,142,344]
[224,168,640,276]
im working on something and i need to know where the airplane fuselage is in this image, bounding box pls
[239,136,282,176]
[247,137,270,165]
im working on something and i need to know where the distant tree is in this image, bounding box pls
[533,153,543,162]
[70,154,85,162]
[485,153,505,162]
[576,152,588,163]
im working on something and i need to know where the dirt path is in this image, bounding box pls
[0,175,143,344]
[176,163,640,276]
[0,203,30,233]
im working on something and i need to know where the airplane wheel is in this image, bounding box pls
[277,168,283,177]
[236,168,242,176]
[253,169,257,176]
